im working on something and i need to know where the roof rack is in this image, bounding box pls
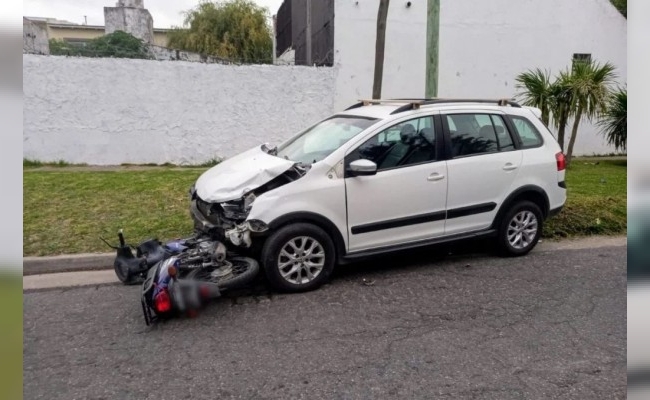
[344,98,521,114]
[344,99,425,111]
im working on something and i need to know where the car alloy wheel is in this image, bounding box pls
[262,222,336,292]
[497,200,543,256]
[277,236,326,285]
[506,210,539,250]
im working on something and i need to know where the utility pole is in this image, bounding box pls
[372,0,390,99]
[425,0,440,98]
[272,14,277,64]
[305,0,312,65]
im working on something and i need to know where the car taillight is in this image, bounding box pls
[154,289,172,313]
[555,152,566,171]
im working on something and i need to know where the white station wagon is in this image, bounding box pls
[190,99,567,292]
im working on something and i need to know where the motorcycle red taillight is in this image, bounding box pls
[555,152,566,171]
[154,289,172,313]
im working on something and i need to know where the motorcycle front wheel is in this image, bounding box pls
[186,257,259,290]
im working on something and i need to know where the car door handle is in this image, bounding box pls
[427,173,445,181]
[503,163,518,171]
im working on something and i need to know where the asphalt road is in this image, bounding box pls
[24,243,627,400]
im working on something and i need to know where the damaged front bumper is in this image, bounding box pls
[190,189,268,248]
[225,220,269,247]
[188,159,307,248]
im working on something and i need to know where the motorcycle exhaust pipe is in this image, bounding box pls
[211,241,227,263]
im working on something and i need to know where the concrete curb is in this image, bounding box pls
[23,253,115,276]
[22,235,627,276]
[23,270,120,291]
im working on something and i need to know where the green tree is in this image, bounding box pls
[548,70,574,152]
[597,87,627,152]
[167,0,273,64]
[49,38,72,55]
[516,61,618,160]
[610,0,626,18]
[515,68,554,127]
[565,61,617,165]
[49,31,151,59]
[515,67,573,150]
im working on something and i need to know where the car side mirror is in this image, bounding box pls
[347,159,378,177]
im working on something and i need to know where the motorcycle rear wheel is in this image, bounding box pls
[186,256,259,290]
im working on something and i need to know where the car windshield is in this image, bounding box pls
[276,116,378,164]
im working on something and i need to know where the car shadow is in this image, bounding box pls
[333,237,496,280]
[222,238,497,299]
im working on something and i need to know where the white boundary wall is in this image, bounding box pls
[23,55,336,165]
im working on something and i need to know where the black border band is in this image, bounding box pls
[351,202,497,235]
[351,211,446,235]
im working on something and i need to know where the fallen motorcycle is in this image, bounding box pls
[101,229,206,285]
[141,251,258,325]
[103,230,259,325]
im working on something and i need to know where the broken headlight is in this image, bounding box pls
[220,193,257,221]
[220,201,248,220]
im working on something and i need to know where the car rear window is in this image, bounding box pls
[510,116,544,148]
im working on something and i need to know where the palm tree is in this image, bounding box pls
[597,87,627,152]
[515,68,553,127]
[548,69,574,151]
[515,68,574,150]
[565,61,617,165]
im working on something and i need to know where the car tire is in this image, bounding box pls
[497,200,543,256]
[261,223,336,292]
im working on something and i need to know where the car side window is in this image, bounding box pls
[510,116,544,148]
[447,113,516,157]
[347,116,436,171]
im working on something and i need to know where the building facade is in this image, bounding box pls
[23,17,169,48]
[276,0,627,155]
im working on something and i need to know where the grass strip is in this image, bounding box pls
[23,159,626,256]
[544,159,626,238]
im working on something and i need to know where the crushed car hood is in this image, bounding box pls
[195,146,296,203]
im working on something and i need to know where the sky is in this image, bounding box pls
[23,0,285,28]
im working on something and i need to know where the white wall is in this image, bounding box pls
[23,55,336,165]
[332,0,627,155]
[438,0,627,154]
[333,0,427,111]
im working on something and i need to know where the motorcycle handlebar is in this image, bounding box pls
[118,229,125,247]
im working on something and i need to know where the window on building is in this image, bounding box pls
[572,53,592,68]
